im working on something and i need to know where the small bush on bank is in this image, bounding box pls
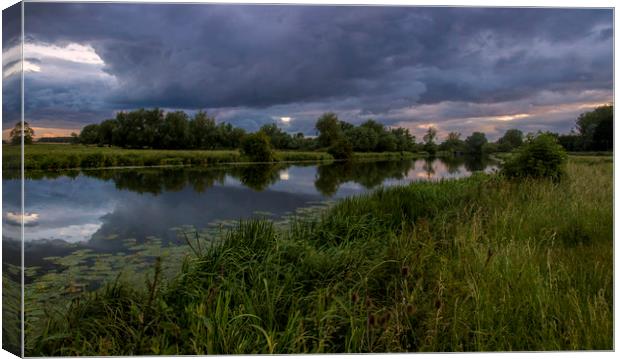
[240,132,275,162]
[327,139,353,160]
[501,133,567,181]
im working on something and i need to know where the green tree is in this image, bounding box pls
[216,123,245,149]
[390,127,416,152]
[465,132,488,155]
[557,132,581,151]
[123,109,148,148]
[439,132,465,154]
[260,123,293,149]
[315,113,342,148]
[9,121,34,145]
[501,133,567,181]
[189,111,217,149]
[339,121,355,133]
[98,119,118,147]
[576,105,613,151]
[78,124,100,145]
[360,119,385,135]
[345,126,378,152]
[422,127,437,155]
[327,139,354,161]
[142,108,165,148]
[497,129,524,152]
[160,111,190,149]
[376,132,397,152]
[240,132,274,162]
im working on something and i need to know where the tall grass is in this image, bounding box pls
[26,157,613,354]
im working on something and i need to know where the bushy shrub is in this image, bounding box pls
[327,139,353,160]
[240,132,274,162]
[501,133,567,181]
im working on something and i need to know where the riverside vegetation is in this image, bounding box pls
[25,133,612,354]
[4,105,612,170]
[1,143,421,170]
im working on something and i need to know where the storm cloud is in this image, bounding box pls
[3,3,613,139]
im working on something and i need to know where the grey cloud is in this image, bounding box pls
[8,3,613,136]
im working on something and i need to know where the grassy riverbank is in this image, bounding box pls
[2,144,421,170]
[26,156,612,354]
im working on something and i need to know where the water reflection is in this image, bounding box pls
[4,156,496,282]
[315,160,415,196]
[4,157,498,332]
[6,156,496,199]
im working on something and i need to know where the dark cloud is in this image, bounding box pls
[6,3,613,136]
[2,2,22,126]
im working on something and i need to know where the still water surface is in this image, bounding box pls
[3,157,496,296]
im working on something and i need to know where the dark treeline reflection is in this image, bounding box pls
[11,165,286,195]
[9,156,495,197]
[315,160,415,196]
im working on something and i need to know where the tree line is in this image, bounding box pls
[73,109,419,154]
[554,104,613,151]
[7,105,612,156]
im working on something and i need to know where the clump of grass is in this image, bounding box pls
[27,157,612,355]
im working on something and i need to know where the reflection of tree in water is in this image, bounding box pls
[314,161,354,196]
[440,156,465,174]
[227,164,284,191]
[422,158,435,179]
[463,155,489,172]
[20,164,289,195]
[314,160,415,196]
[16,157,495,198]
[82,168,226,195]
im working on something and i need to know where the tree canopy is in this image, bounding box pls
[10,121,35,145]
[68,106,610,156]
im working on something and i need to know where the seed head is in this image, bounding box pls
[381,312,391,327]
[406,304,416,315]
[368,313,376,327]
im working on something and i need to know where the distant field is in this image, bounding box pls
[2,144,419,170]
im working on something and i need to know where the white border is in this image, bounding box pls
[0,1,617,359]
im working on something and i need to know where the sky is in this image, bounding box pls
[1,3,614,141]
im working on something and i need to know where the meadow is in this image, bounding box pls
[26,156,613,355]
[2,144,420,170]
